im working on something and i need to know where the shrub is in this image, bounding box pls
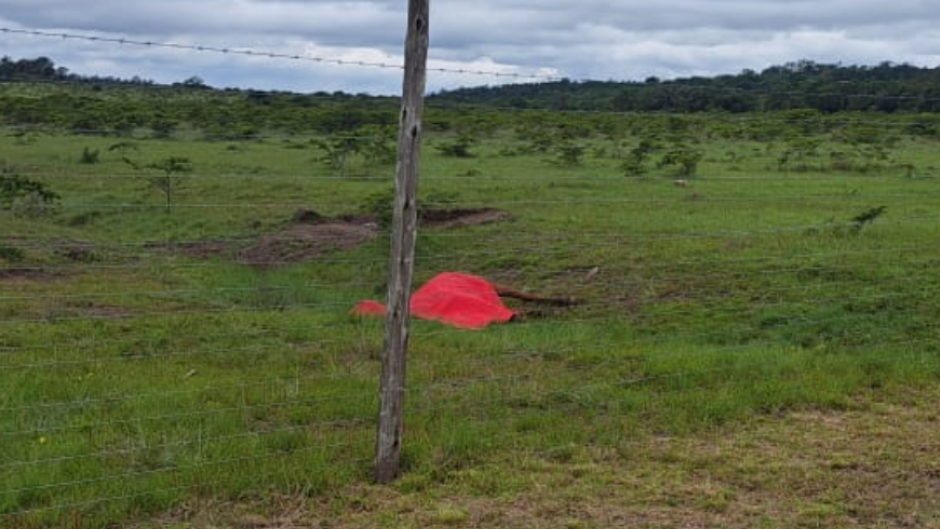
[360,188,461,228]
[360,187,395,228]
[436,135,476,158]
[622,139,656,177]
[0,170,61,218]
[80,147,100,164]
[552,143,586,167]
[657,145,704,177]
[0,244,25,262]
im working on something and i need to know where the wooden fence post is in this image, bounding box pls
[375,0,429,484]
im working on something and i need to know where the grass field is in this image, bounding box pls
[2,110,939,528]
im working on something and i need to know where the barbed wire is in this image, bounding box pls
[7,27,940,105]
[0,26,561,83]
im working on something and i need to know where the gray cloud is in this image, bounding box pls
[1,1,939,94]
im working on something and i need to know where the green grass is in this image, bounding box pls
[2,112,940,528]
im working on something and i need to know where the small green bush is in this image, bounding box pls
[436,135,476,158]
[0,244,25,262]
[0,171,61,218]
[80,147,100,164]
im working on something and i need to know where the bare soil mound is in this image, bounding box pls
[236,207,510,266]
[0,268,59,282]
[4,208,513,272]
[419,208,512,229]
[239,221,379,266]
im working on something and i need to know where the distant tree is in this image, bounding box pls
[622,139,656,177]
[657,145,704,177]
[0,56,62,81]
[313,135,364,176]
[148,157,192,213]
[177,76,209,89]
[777,137,822,172]
[552,142,586,167]
[124,156,193,213]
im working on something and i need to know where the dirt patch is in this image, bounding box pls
[232,207,509,267]
[419,208,511,229]
[63,301,135,320]
[160,240,234,260]
[239,222,380,267]
[0,267,61,282]
[42,207,510,268]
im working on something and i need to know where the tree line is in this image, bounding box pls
[0,56,400,135]
[3,56,940,138]
[431,60,940,113]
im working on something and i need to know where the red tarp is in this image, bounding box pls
[351,272,515,329]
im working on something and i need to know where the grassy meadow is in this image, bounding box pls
[2,108,940,528]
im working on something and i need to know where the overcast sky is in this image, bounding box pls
[2,1,940,95]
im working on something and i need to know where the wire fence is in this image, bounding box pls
[0,26,560,84]
[2,23,940,528]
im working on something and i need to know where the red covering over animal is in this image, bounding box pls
[352,272,516,330]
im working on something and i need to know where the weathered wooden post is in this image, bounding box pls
[375,0,429,484]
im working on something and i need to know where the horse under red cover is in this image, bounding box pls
[351,272,515,329]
